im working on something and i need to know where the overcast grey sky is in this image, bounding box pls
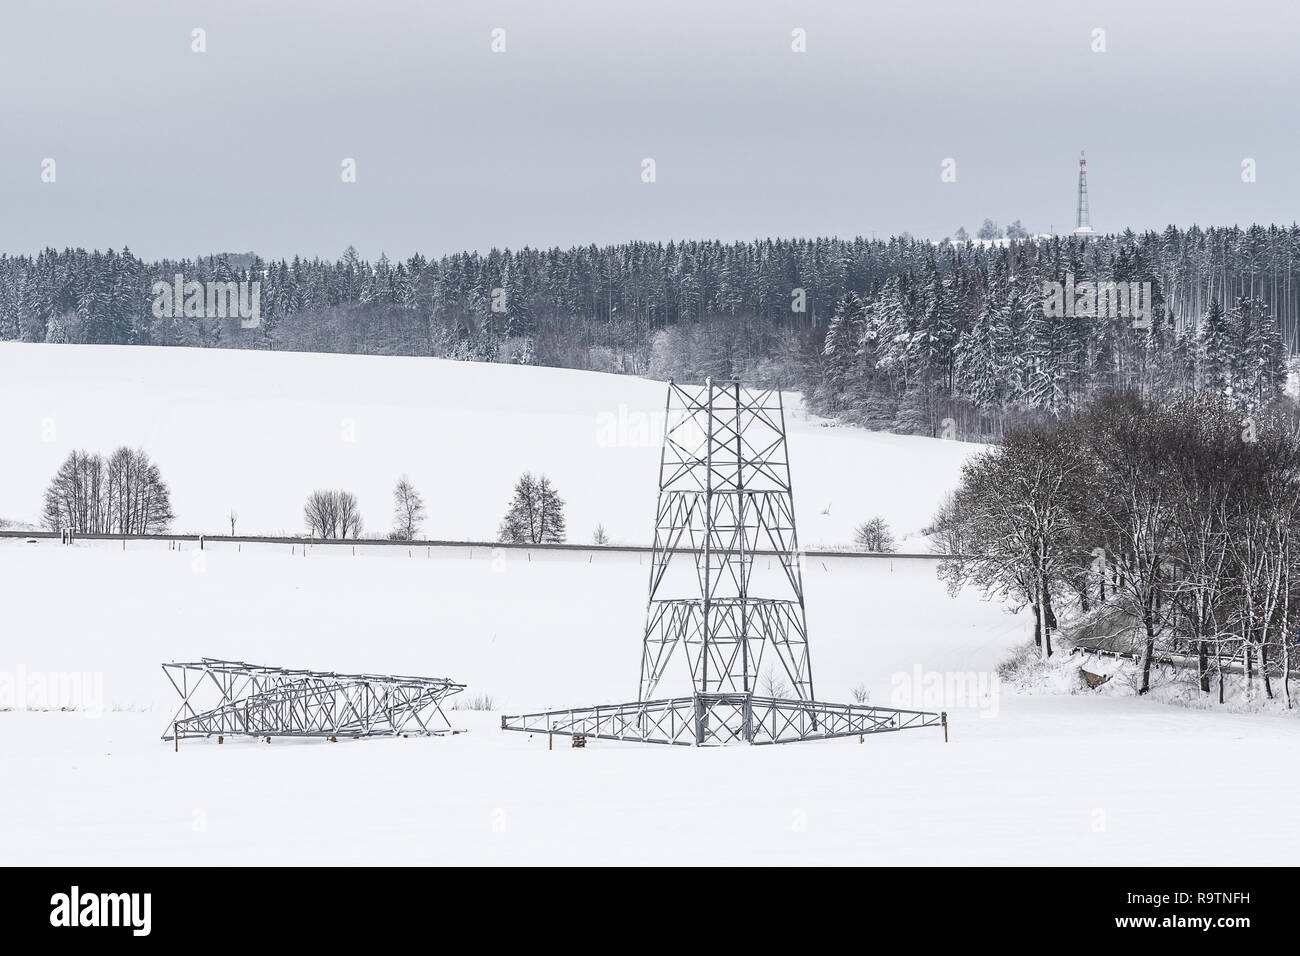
[3,0,1296,261]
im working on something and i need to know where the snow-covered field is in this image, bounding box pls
[9,698,1297,866]
[2,344,1298,866]
[5,537,1297,866]
[0,343,979,549]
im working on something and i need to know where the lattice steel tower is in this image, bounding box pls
[501,379,946,746]
[639,380,812,701]
[1074,149,1095,236]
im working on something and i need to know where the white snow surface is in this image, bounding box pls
[2,344,1298,866]
[6,537,1297,866]
[0,342,979,549]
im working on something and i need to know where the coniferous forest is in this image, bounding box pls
[2,224,1296,440]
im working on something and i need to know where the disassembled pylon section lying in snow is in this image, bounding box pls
[161,658,465,741]
[501,379,947,746]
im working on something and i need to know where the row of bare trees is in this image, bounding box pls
[42,448,174,534]
[38,452,575,544]
[936,391,1300,706]
[301,477,431,540]
[304,472,569,543]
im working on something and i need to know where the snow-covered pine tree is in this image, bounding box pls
[819,292,865,412]
[1198,299,1232,396]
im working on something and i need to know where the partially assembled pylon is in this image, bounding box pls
[162,658,465,741]
[501,379,945,746]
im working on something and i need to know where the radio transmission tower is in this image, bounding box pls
[501,379,946,746]
[1074,150,1095,236]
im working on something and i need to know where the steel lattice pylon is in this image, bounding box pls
[161,658,465,741]
[502,379,946,746]
[639,380,812,701]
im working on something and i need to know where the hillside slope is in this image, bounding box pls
[0,343,981,548]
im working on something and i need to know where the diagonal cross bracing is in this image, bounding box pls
[639,380,811,701]
[501,695,945,746]
[502,378,947,746]
[161,658,465,740]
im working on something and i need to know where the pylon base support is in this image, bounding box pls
[502,693,945,747]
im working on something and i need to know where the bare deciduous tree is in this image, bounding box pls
[941,391,1300,705]
[42,447,173,534]
[304,489,363,540]
[760,665,791,699]
[390,475,426,540]
[938,422,1088,659]
[854,516,896,553]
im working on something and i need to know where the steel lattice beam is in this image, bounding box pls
[161,658,465,740]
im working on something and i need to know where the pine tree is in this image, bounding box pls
[1236,296,1286,409]
[536,476,566,543]
[820,292,865,412]
[499,473,539,543]
[1198,299,1232,396]
[499,473,566,544]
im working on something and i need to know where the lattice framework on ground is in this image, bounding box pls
[161,658,464,740]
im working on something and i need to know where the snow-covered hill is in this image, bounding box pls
[0,343,980,548]
[4,343,1298,866]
